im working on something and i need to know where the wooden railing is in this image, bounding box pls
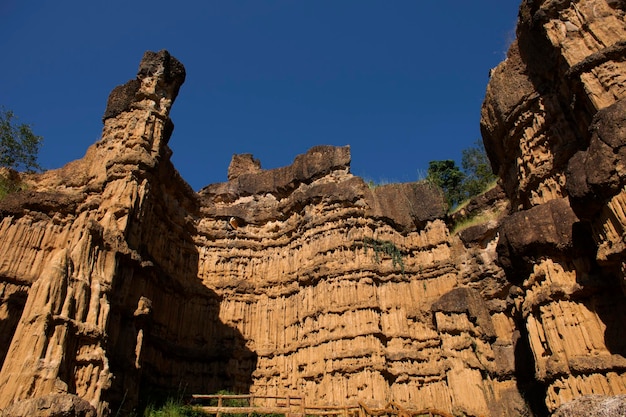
[189,394,457,417]
[190,394,305,416]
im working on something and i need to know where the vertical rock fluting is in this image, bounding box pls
[0,50,255,415]
[0,101,521,416]
[481,0,626,413]
[195,148,525,416]
[0,49,188,413]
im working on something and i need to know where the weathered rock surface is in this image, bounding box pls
[0,394,96,417]
[1,0,626,415]
[0,48,520,416]
[0,50,254,416]
[481,0,626,413]
[552,394,626,417]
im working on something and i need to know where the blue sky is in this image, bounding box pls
[1,1,518,191]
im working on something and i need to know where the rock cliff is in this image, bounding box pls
[0,1,625,416]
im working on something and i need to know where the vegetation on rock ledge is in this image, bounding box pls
[363,237,405,275]
[0,107,43,200]
[427,139,497,209]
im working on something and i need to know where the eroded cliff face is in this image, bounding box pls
[0,51,255,415]
[1,1,626,416]
[481,0,626,413]
[0,50,521,416]
[194,149,522,417]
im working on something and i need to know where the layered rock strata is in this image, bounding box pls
[195,149,523,416]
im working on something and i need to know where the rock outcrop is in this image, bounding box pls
[0,394,97,417]
[0,1,625,415]
[195,148,520,417]
[0,49,519,416]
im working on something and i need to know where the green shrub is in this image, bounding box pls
[427,139,498,211]
[144,399,208,417]
[0,172,22,200]
[363,237,405,275]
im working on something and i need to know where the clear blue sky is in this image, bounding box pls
[1,1,519,191]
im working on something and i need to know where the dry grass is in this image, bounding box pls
[450,208,503,235]
[449,179,499,215]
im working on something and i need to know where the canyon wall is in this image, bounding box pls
[0,1,625,416]
[194,149,520,417]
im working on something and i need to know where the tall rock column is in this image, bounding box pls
[0,50,186,414]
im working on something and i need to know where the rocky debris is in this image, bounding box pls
[552,394,626,417]
[0,394,96,417]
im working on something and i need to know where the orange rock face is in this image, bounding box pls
[0,2,626,416]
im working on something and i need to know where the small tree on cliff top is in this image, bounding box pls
[0,107,43,199]
[427,159,465,208]
[461,139,497,198]
[427,140,497,209]
[0,107,43,172]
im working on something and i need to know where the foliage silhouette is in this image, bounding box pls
[427,140,497,209]
[0,107,43,172]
